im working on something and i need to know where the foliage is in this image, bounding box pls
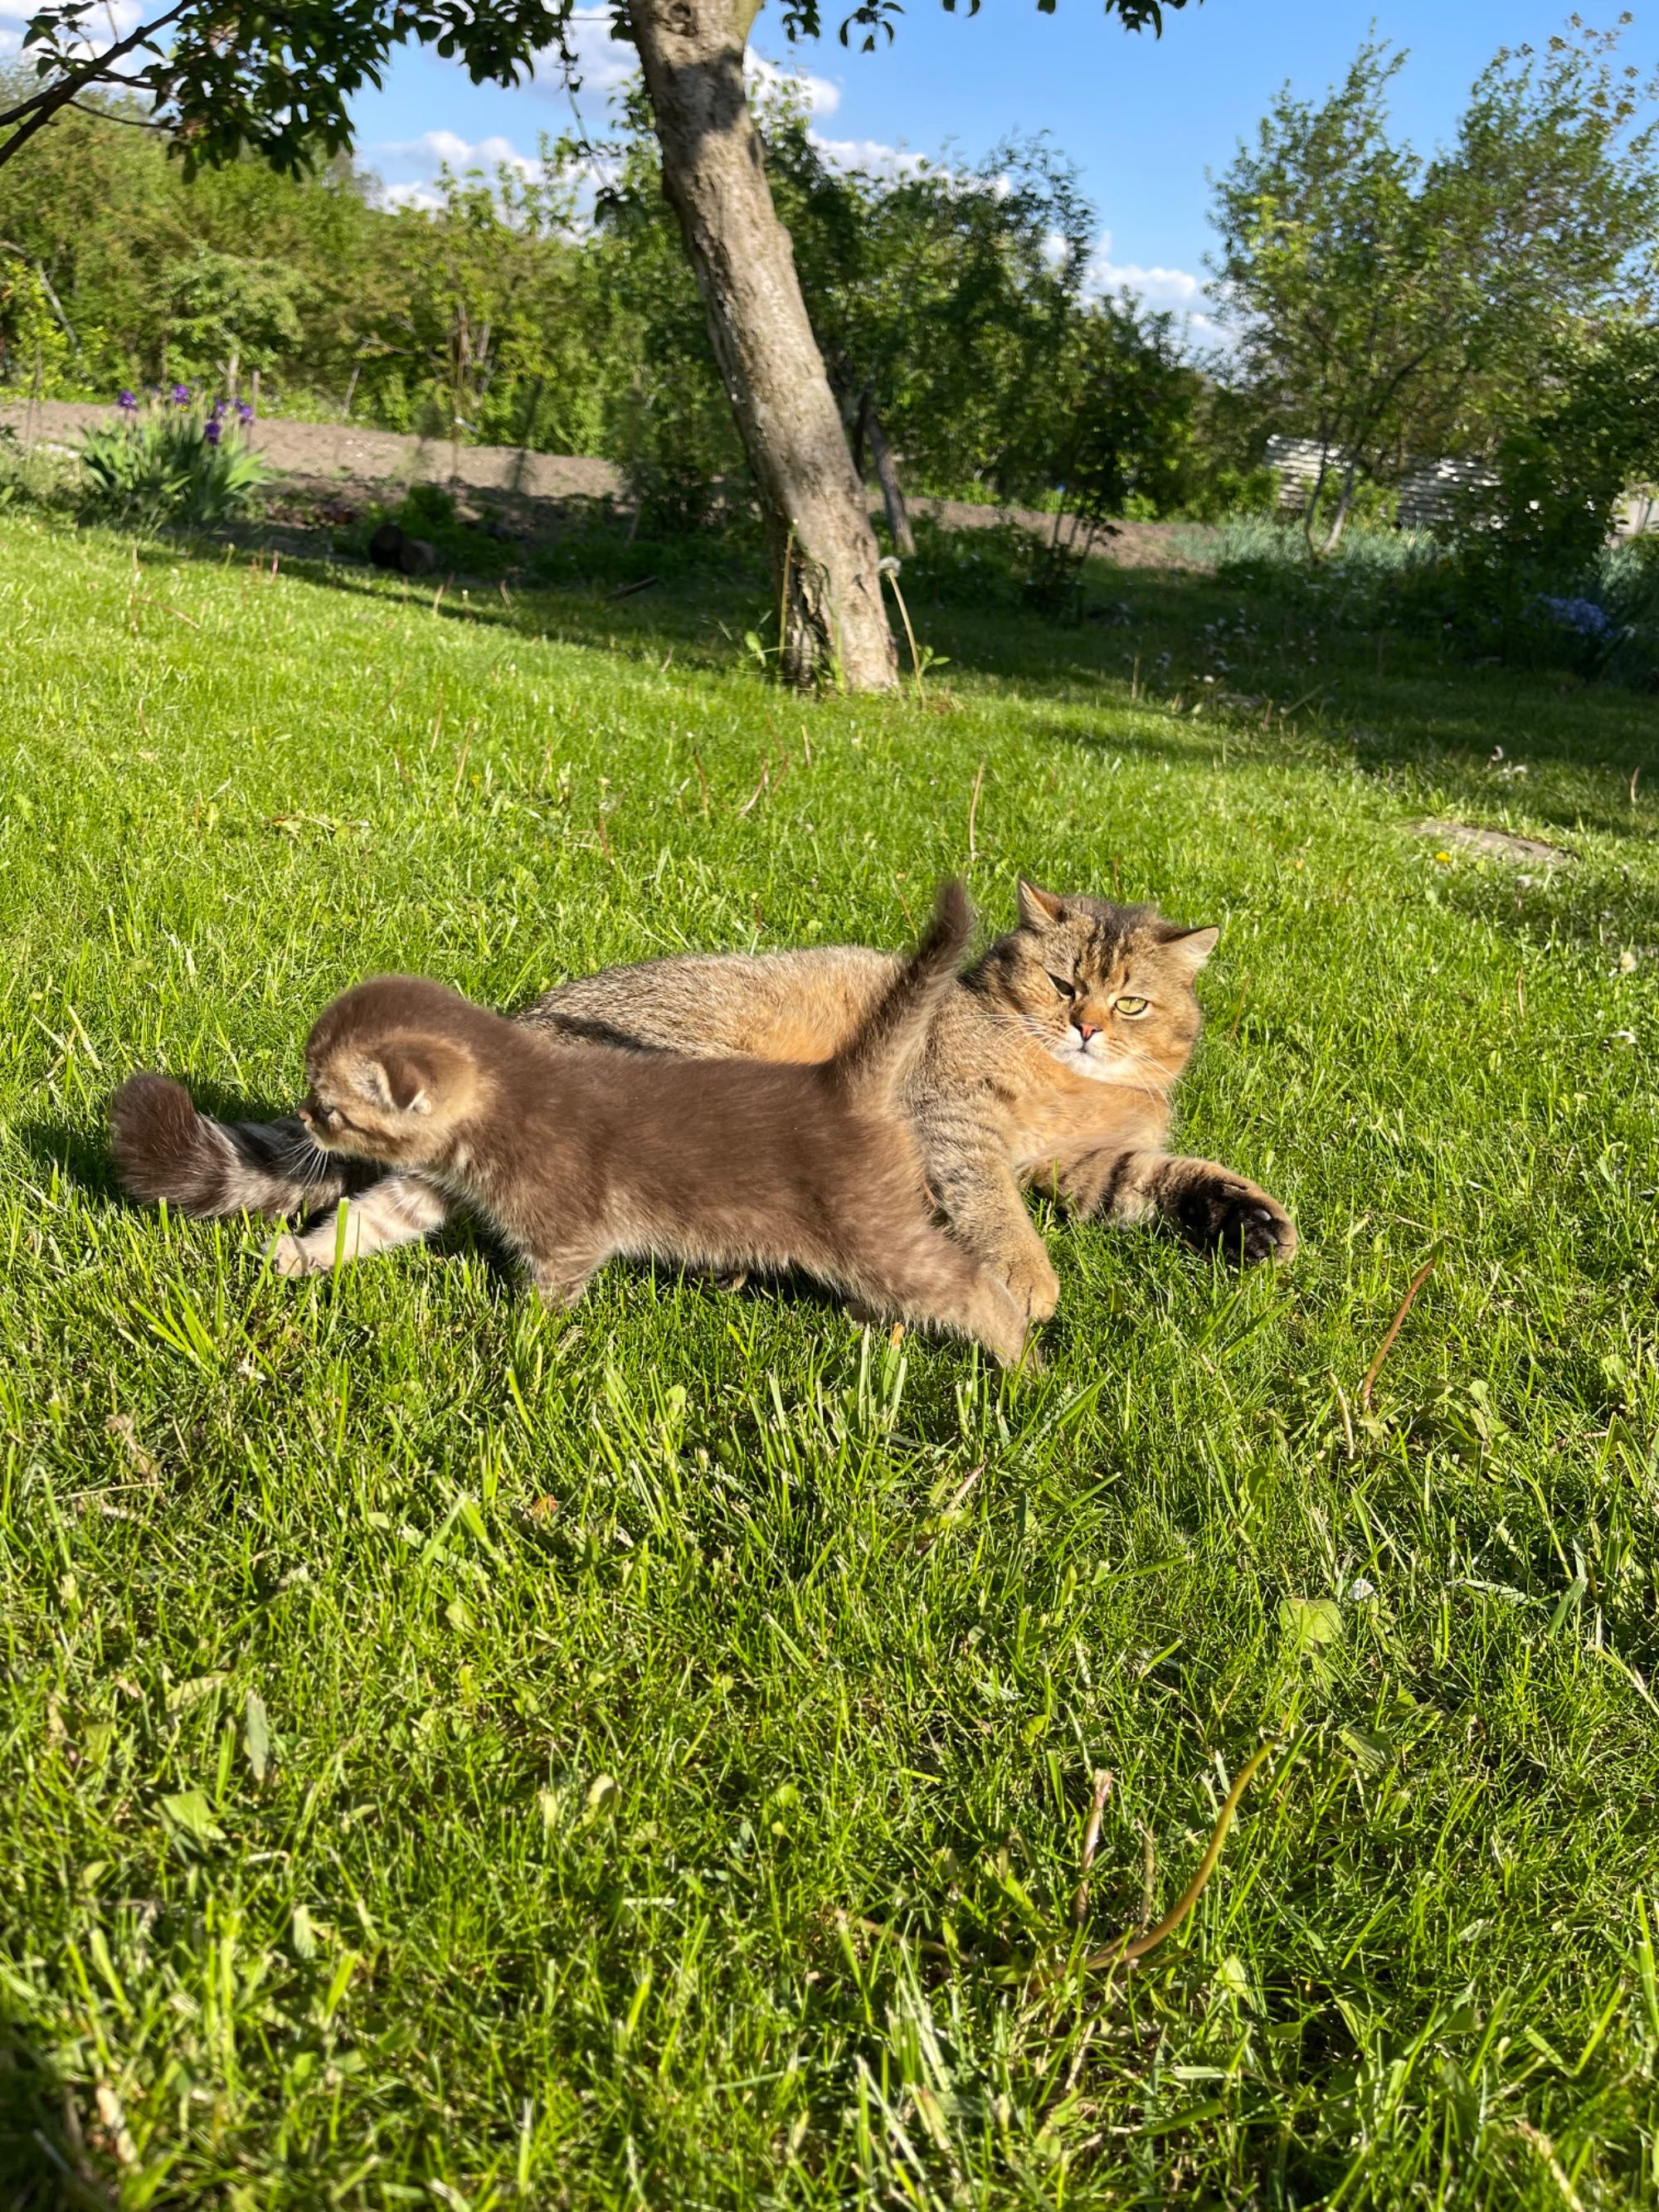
[4,512,1659,2201]
[2,0,1193,177]
[0,247,69,391]
[80,386,273,526]
[164,246,310,383]
[1020,293,1204,615]
[761,102,1095,503]
[1210,22,1659,555]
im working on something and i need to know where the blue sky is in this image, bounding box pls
[343,2,1655,323]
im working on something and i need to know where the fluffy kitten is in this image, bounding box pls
[284,882,1031,1364]
[111,880,1296,1304]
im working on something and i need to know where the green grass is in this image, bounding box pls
[2,512,1657,2210]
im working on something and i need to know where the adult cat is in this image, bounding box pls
[110,880,1297,1317]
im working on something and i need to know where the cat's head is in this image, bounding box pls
[972,879,1219,1088]
[300,976,489,1168]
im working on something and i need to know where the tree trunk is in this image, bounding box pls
[861,390,915,557]
[628,0,897,690]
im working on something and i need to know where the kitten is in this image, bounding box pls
[111,880,1296,1303]
[286,882,1031,1364]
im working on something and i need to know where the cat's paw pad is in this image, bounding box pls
[1180,1180,1297,1266]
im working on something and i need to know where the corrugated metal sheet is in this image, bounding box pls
[1263,435,1657,536]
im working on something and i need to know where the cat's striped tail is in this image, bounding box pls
[109,1074,371,1219]
[828,878,971,1113]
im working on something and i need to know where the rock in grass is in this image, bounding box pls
[367,520,406,570]
[367,521,440,577]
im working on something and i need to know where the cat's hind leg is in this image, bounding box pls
[847,1223,1036,1371]
[270,1174,452,1277]
[526,1242,607,1310]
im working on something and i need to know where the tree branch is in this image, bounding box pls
[0,0,186,173]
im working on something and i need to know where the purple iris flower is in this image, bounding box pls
[204,414,222,446]
[236,401,255,425]
[117,390,138,412]
[172,382,190,406]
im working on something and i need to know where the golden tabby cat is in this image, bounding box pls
[110,879,1296,1315]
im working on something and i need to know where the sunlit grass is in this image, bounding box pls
[2,513,1656,2207]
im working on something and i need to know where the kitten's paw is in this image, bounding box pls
[1001,1247,1061,1324]
[1176,1176,1297,1266]
[270,1232,326,1278]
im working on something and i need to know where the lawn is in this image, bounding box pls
[2,509,1657,2210]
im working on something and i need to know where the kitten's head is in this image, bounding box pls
[300,976,488,1169]
[972,879,1219,1088]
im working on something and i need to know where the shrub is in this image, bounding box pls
[80,387,272,527]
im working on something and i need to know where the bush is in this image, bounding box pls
[80,388,272,527]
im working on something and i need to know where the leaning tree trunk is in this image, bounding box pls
[628,0,898,690]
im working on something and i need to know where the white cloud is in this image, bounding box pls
[0,0,141,64]
[506,6,638,99]
[807,133,926,177]
[379,127,542,179]
[379,181,448,211]
[1085,232,1209,314]
[745,51,842,119]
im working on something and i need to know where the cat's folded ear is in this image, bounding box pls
[1017,879,1067,931]
[359,1039,468,1115]
[1159,924,1220,975]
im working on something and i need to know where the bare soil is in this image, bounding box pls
[3,400,1215,570]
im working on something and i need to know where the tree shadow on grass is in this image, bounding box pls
[139,517,1659,827]
[0,2020,112,2209]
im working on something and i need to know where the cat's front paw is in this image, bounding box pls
[1175,1175,1297,1266]
[270,1231,326,1278]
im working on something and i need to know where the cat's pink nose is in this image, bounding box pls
[1074,1020,1100,1043]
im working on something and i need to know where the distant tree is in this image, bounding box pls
[1212,22,1659,555]
[0,0,1197,687]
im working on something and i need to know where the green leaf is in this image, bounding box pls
[1281,1597,1342,1653]
[160,1789,223,1844]
[244,1689,270,1785]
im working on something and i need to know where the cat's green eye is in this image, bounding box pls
[1046,971,1076,998]
[1113,994,1150,1017]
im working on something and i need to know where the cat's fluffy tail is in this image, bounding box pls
[829,879,971,1112]
[109,1073,369,1218]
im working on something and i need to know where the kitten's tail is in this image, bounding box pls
[109,1073,370,1218]
[829,878,971,1112]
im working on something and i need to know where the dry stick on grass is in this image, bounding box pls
[1066,1741,1277,1981]
[1138,1824,1157,1932]
[854,1743,1278,1986]
[1071,1770,1113,1925]
[881,566,927,698]
[967,759,986,865]
[1360,1256,1437,1413]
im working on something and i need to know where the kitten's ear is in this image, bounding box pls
[360,1043,451,1114]
[1160,925,1220,976]
[1017,879,1066,932]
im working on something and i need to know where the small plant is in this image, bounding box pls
[80,386,272,527]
